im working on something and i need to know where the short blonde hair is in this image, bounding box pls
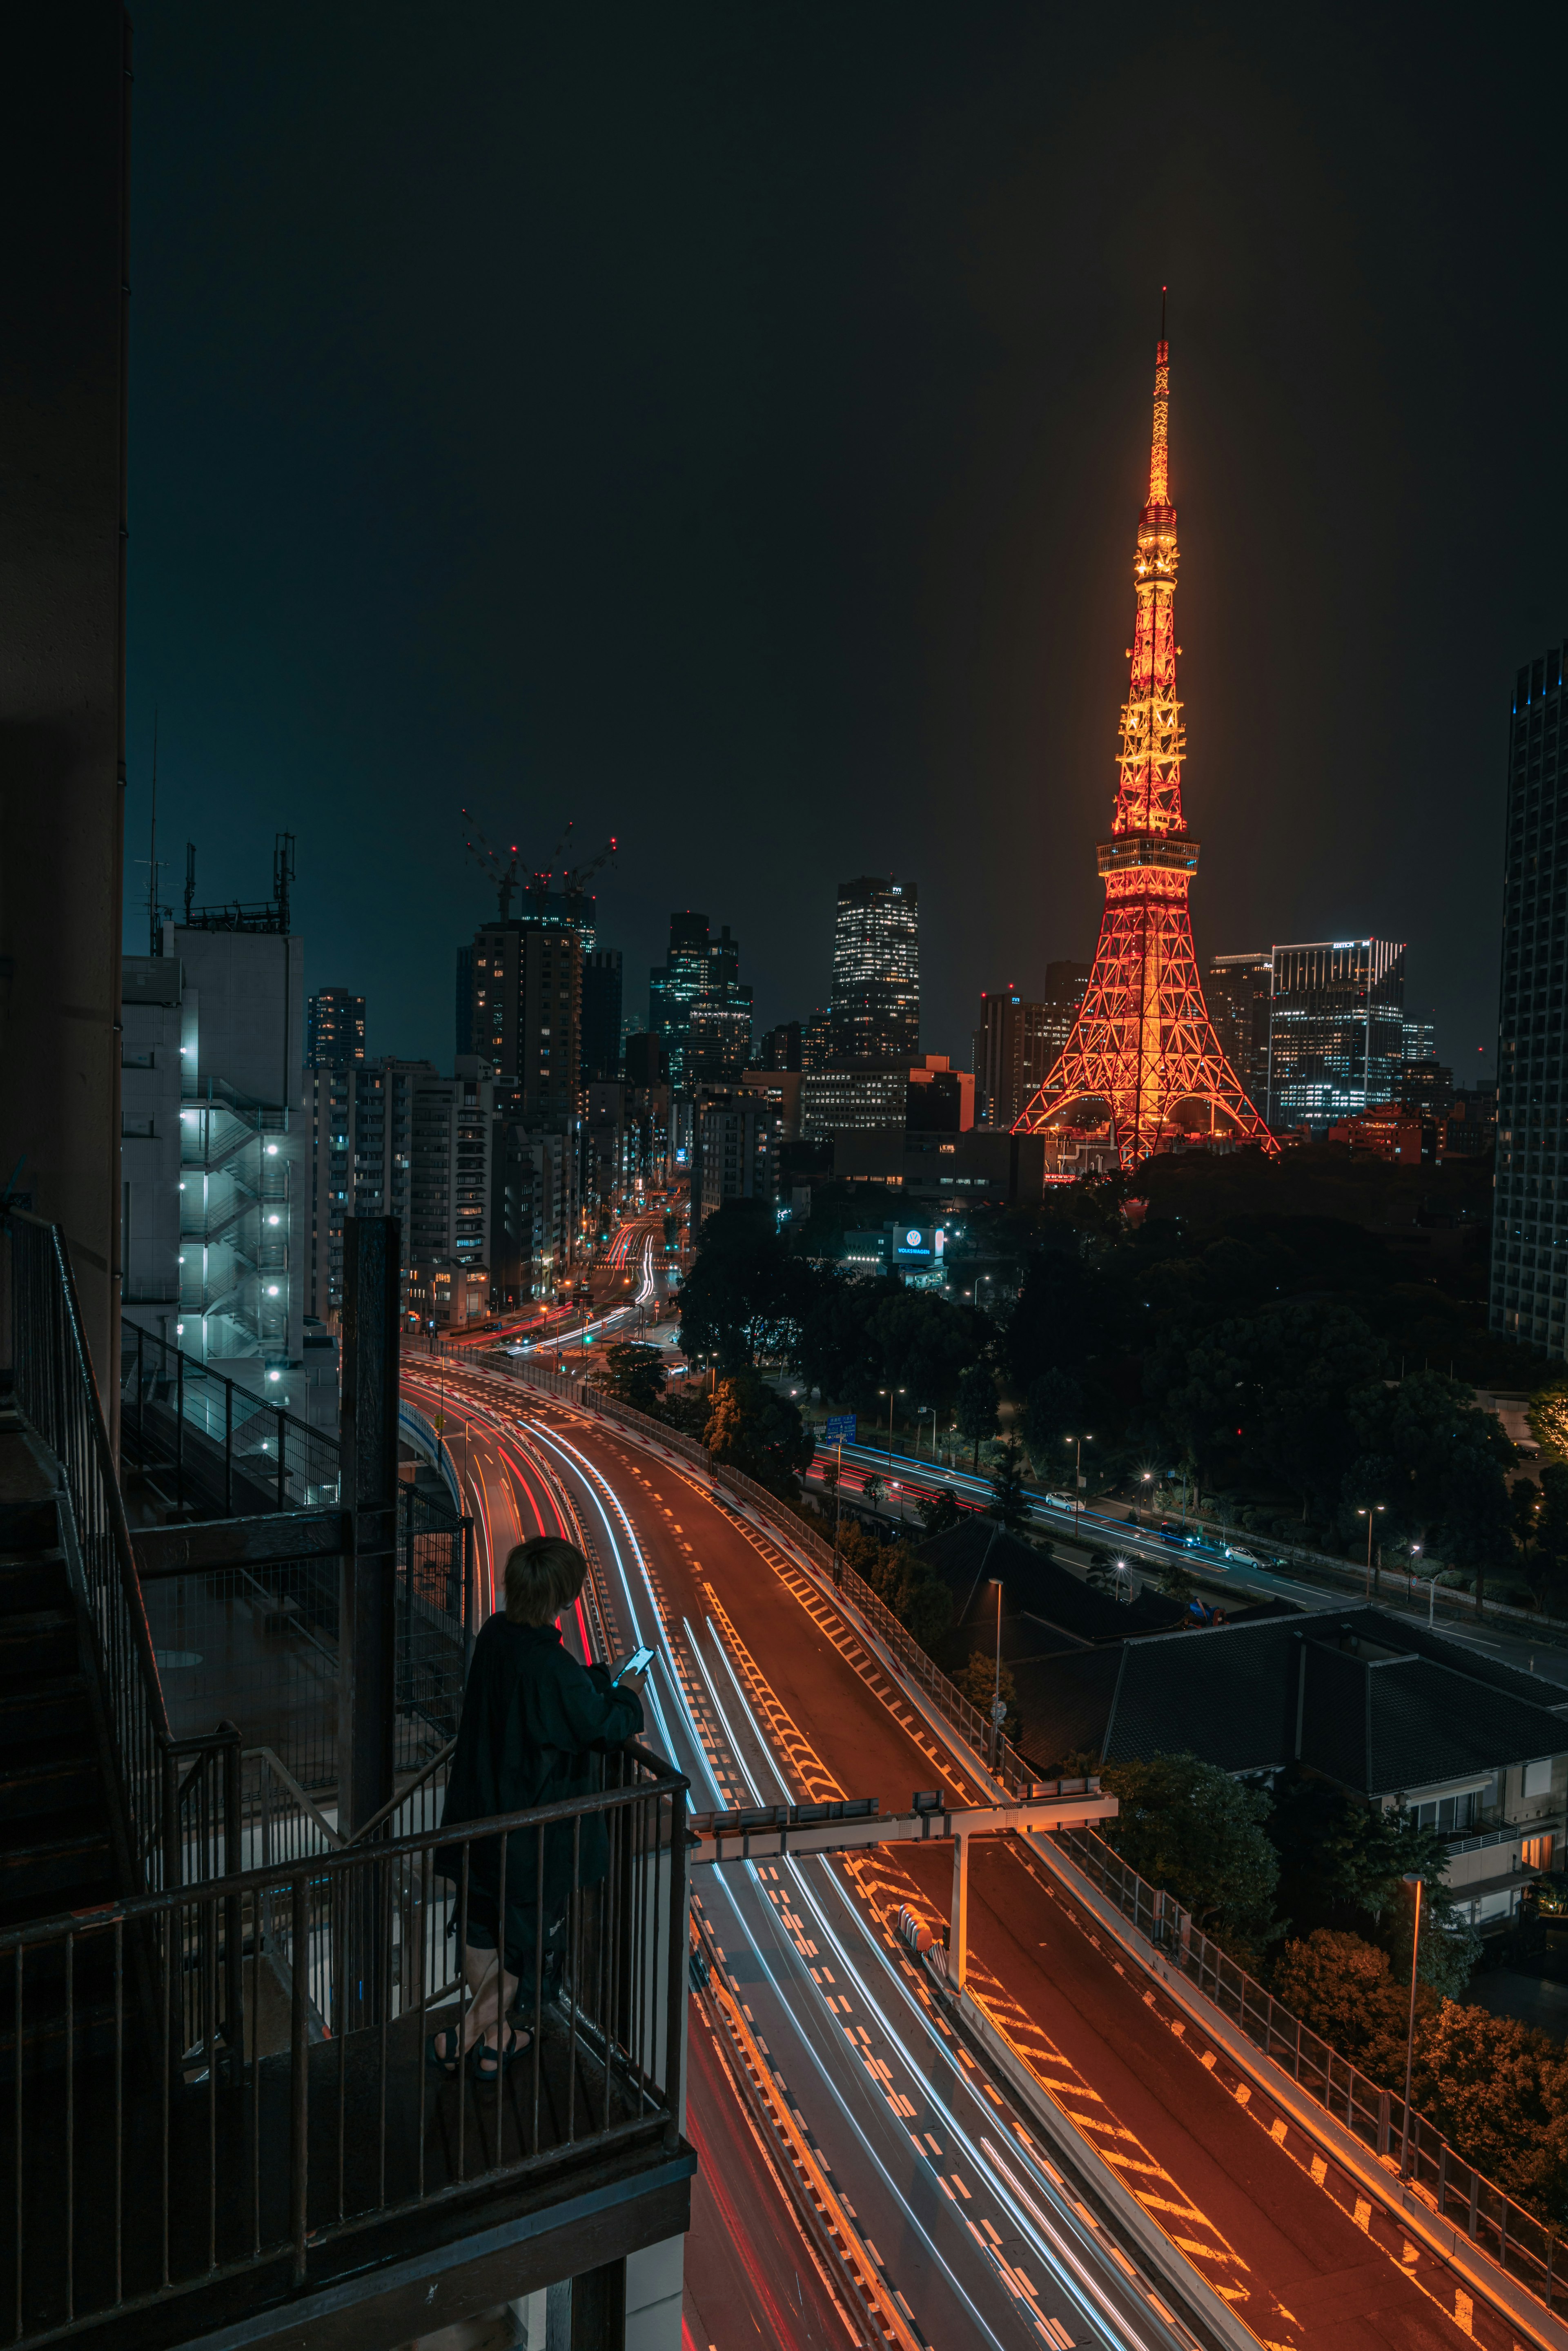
[503,1534,587,1627]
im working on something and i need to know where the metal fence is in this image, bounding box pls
[0,1742,688,2347]
[1049,1824,1567,2320]
[120,1319,341,1516]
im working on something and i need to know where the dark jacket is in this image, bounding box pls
[435,1616,645,1924]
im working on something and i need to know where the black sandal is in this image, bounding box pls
[425,2029,461,2077]
[469,2025,530,2081]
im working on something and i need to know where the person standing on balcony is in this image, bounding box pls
[429,1534,647,2080]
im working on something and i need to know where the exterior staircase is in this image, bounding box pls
[0,1402,124,2069]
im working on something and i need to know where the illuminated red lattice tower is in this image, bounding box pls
[1014,303,1276,1168]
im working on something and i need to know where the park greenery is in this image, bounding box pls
[675,1144,1555,1603]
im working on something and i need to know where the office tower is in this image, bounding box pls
[1015,312,1272,1164]
[687,983,753,1084]
[1040,961,1092,1060]
[1266,940,1406,1130]
[755,1021,802,1072]
[303,1057,436,1323]
[830,876,920,1064]
[409,1062,497,1276]
[581,949,624,1081]
[306,988,365,1070]
[623,1033,668,1086]
[693,1094,778,1222]
[1402,1014,1437,1064]
[802,1054,970,1140]
[468,916,582,1119]
[649,912,749,1086]
[975,987,1054,1128]
[1492,645,1568,1355]
[491,1121,572,1305]
[1206,952,1274,1111]
[454,945,474,1058]
[801,1008,833,1072]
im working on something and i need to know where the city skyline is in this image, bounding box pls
[115,7,1557,1090]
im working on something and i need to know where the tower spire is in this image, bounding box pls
[1148,289,1170,506]
[1012,315,1276,1169]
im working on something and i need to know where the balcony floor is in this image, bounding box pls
[1,1995,673,2350]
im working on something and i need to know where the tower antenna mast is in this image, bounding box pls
[1014,294,1276,1167]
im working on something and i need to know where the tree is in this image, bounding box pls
[1155,1300,1385,1521]
[1085,1547,1116,1597]
[916,1485,961,1539]
[1004,1245,1099,1390]
[679,1202,814,1370]
[1022,1368,1084,1473]
[704,1372,814,1498]
[956,1364,998,1471]
[1154,1553,1196,1607]
[1266,1772,1477,1992]
[1272,1930,1423,2077]
[595,1341,666,1415]
[1099,1752,1279,1958]
[862,1471,884,1511]
[956,1650,1021,1745]
[846,1531,953,1651]
[986,1437,1029,1531]
[1511,1475,1540,1558]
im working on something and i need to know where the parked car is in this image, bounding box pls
[1222,1543,1261,1568]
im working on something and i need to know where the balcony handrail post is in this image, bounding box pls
[224,1375,233,1515]
[175,1346,185,1516]
[289,1869,310,2286]
[338,1217,401,1834]
[137,1321,145,1457]
[666,1779,689,2142]
[276,1403,286,1511]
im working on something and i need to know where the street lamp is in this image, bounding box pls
[1114,1557,1131,1604]
[1356,1504,1387,1600]
[878,1386,906,1463]
[1064,1434,1094,1532]
[1399,1873,1423,2177]
[989,1577,1005,1768]
[916,1404,932,1459]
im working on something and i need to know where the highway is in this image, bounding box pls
[403,1344,1478,2351]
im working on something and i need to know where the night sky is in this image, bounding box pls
[122,2,1567,1088]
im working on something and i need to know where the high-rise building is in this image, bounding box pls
[1402,1014,1437,1064]
[801,1008,833,1072]
[1492,645,1568,1355]
[975,988,1054,1128]
[581,949,624,1082]
[802,1054,969,1141]
[466,917,582,1119]
[649,913,750,1085]
[306,988,365,1070]
[1266,940,1406,1130]
[1206,952,1274,1112]
[693,1093,778,1223]
[303,1057,436,1323]
[1014,312,1272,1164]
[754,1021,802,1072]
[829,876,919,1064]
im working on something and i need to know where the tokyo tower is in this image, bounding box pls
[1014,300,1276,1168]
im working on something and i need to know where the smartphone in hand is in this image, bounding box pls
[612,1644,655,1687]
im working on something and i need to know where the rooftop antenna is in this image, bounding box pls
[273,832,295,932]
[183,842,196,925]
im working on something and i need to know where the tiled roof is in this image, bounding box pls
[1086,1607,1568,1795]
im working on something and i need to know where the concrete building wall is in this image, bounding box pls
[0,7,131,1408]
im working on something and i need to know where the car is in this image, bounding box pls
[1222,1543,1261,1568]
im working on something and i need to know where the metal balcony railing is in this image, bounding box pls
[120,1321,341,1515]
[2,1213,244,1899]
[0,1743,689,2348]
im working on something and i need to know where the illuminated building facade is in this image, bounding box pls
[1265,939,1405,1130]
[649,913,751,1085]
[1492,645,1568,1355]
[1014,309,1272,1165]
[306,988,365,1070]
[468,918,582,1119]
[1206,952,1274,1112]
[830,876,919,1064]
[974,968,1089,1127]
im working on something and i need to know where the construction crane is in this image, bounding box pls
[461,810,522,918]
[460,810,617,923]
